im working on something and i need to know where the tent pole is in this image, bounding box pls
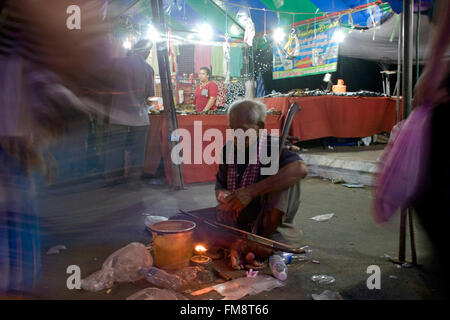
[396,13,402,124]
[416,0,421,83]
[151,0,185,189]
[402,0,413,119]
[208,0,246,33]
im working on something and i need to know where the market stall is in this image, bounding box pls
[144,113,282,184]
[260,95,403,141]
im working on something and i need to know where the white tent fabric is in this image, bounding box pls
[338,13,443,64]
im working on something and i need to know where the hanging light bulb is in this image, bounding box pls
[123,38,132,49]
[273,27,286,43]
[332,29,346,43]
[146,24,160,42]
[197,23,214,41]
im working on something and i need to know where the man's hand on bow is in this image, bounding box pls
[216,187,254,220]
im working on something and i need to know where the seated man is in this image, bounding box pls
[214,99,308,269]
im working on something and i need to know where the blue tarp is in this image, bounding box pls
[107,0,395,35]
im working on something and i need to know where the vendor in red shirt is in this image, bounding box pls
[194,66,218,113]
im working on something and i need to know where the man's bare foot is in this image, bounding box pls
[245,252,265,269]
[230,239,244,270]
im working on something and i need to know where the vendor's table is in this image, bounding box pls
[260,96,402,141]
[144,114,282,184]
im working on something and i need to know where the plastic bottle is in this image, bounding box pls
[281,252,293,264]
[291,246,313,262]
[141,267,187,291]
[269,255,287,281]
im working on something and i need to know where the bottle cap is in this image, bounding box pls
[278,271,287,281]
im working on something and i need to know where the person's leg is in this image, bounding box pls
[103,124,127,184]
[264,180,304,247]
[128,125,148,181]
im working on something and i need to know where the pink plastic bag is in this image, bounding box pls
[373,105,433,223]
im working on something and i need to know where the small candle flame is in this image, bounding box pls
[195,245,207,254]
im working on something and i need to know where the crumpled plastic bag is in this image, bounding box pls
[311,275,336,284]
[213,275,285,300]
[81,242,153,292]
[126,287,188,300]
[373,105,433,223]
[312,290,343,300]
[144,215,168,228]
[46,245,67,255]
[310,213,335,222]
[174,266,214,285]
[80,269,115,292]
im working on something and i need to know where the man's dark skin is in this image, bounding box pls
[215,108,308,269]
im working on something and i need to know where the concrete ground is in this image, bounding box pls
[29,175,446,300]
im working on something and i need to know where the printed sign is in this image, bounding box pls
[273,20,340,79]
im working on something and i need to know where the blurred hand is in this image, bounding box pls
[217,187,254,215]
[217,190,231,203]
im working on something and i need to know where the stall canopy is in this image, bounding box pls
[107,1,394,37]
[106,0,436,63]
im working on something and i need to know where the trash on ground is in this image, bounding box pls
[389,275,398,279]
[174,266,214,285]
[106,289,112,294]
[402,263,413,268]
[142,266,188,292]
[190,275,285,300]
[246,269,259,277]
[383,254,392,260]
[291,246,313,262]
[126,287,188,300]
[281,252,293,264]
[144,215,168,228]
[269,255,287,281]
[310,213,335,222]
[360,136,372,146]
[312,290,343,300]
[148,178,164,185]
[80,269,115,292]
[342,184,364,188]
[81,242,153,292]
[332,178,344,184]
[311,275,336,284]
[46,245,67,255]
[312,260,320,264]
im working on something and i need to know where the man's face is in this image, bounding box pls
[199,69,209,82]
[229,112,263,149]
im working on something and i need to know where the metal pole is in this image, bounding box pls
[208,0,246,33]
[416,0,421,84]
[398,208,407,262]
[408,207,418,265]
[151,0,185,189]
[396,13,402,124]
[402,0,413,119]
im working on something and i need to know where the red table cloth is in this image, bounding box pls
[260,96,402,141]
[144,114,282,184]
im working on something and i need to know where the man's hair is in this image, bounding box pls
[227,99,267,125]
[132,39,152,59]
[200,66,211,78]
